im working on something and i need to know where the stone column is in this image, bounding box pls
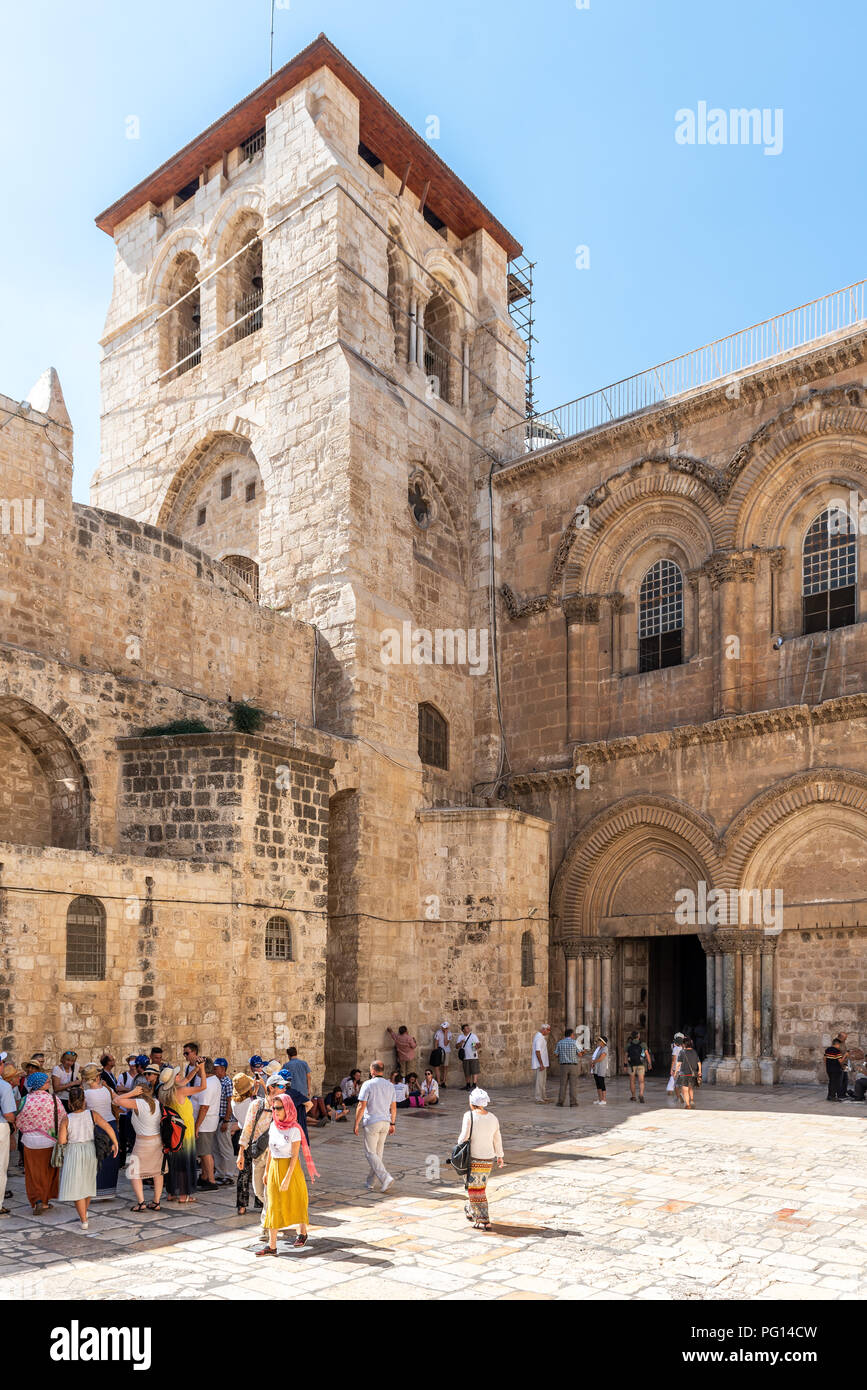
[600,948,613,1043]
[565,950,578,1032]
[563,595,600,743]
[461,338,470,408]
[583,950,596,1041]
[714,929,741,1085]
[700,935,719,1082]
[759,936,780,1084]
[408,294,418,364]
[713,950,724,1058]
[738,931,763,1085]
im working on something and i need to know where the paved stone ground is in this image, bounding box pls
[1,1078,865,1301]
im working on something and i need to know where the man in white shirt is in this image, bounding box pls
[456,1023,481,1090]
[194,1058,222,1190]
[531,1024,552,1103]
[353,1060,397,1193]
[433,1022,451,1088]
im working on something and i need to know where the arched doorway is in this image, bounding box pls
[0,698,90,848]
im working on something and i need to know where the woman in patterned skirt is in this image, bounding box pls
[157,1063,205,1204]
[456,1088,504,1231]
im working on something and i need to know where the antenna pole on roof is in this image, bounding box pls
[269,0,275,75]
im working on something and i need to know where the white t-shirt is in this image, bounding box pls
[591,1045,608,1078]
[52,1064,77,1088]
[531,1032,549,1069]
[393,1082,409,1103]
[231,1097,253,1132]
[268,1121,301,1158]
[85,1086,114,1121]
[131,1098,161,1137]
[434,1028,451,1055]
[458,1032,480,1061]
[197,1076,222,1132]
[421,1078,439,1100]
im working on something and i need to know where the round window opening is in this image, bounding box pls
[408,478,432,529]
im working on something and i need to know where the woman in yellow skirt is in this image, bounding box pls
[257,1092,319,1254]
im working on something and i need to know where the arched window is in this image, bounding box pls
[639,559,684,672]
[521,931,535,987]
[265,915,293,961]
[217,213,263,350]
[165,253,201,379]
[221,554,260,600]
[418,703,449,770]
[423,289,457,406]
[66,896,106,980]
[802,507,857,634]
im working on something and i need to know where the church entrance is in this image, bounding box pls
[646,934,707,1067]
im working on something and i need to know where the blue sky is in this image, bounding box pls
[2,0,864,501]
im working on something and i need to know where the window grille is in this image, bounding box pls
[246,481,256,502]
[66,896,106,980]
[418,703,448,770]
[265,915,292,961]
[242,127,266,160]
[221,474,232,500]
[176,327,201,374]
[802,508,857,633]
[221,554,259,599]
[234,287,263,341]
[638,559,684,672]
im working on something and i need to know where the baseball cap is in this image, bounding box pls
[249,1054,264,1068]
[266,1073,287,1089]
[214,1057,228,1068]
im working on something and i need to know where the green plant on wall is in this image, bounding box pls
[229,700,265,733]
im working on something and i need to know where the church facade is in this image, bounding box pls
[0,35,863,1085]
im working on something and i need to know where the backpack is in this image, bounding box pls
[626,1041,646,1066]
[159,1105,186,1154]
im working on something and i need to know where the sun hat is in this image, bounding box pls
[143,1064,160,1077]
[25,1071,49,1092]
[232,1072,255,1101]
[266,1072,287,1089]
[126,1054,138,1063]
[214,1057,228,1068]
[469,1087,490,1108]
[158,1065,180,1086]
[2,1064,19,1083]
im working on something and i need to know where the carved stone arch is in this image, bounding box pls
[736,440,867,553]
[722,768,867,889]
[725,387,867,544]
[208,203,264,349]
[407,457,465,579]
[157,429,264,530]
[147,227,207,305]
[553,456,722,600]
[421,251,473,335]
[0,695,93,849]
[551,796,721,940]
[206,186,266,261]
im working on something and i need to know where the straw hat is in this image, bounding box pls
[232,1072,255,1102]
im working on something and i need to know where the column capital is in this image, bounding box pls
[703,927,765,954]
[562,935,615,958]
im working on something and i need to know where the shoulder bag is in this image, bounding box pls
[50,1095,64,1168]
[449,1109,473,1177]
[250,1101,271,1160]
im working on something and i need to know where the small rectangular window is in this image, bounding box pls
[197,507,206,527]
[246,481,256,502]
[175,177,199,204]
[221,474,232,500]
[423,205,447,236]
[242,127,266,161]
[358,142,385,175]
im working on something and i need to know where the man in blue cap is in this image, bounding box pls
[213,1058,235,1183]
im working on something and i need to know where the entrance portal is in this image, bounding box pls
[647,934,707,1066]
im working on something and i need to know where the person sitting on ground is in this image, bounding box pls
[341,1069,363,1106]
[324,1083,348,1121]
[306,1086,331,1126]
[420,1069,440,1107]
[391,1069,411,1108]
[405,1073,424,1108]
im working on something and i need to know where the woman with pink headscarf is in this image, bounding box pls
[257,1092,318,1255]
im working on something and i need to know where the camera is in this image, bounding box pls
[771,635,784,650]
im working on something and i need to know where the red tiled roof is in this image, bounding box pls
[94,33,522,258]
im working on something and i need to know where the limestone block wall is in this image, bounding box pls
[775,927,867,1083]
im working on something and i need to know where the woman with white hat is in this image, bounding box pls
[455,1088,504,1231]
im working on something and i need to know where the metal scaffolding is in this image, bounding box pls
[507,255,537,418]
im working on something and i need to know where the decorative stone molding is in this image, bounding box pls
[722,767,867,880]
[701,550,757,588]
[562,593,600,624]
[500,584,549,619]
[562,935,616,958]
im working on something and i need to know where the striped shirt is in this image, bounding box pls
[554,1035,582,1065]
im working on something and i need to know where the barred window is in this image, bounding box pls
[265,915,293,961]
[66,895,106,980]
[638,559,684,672]
[521,931,535,987]
[802,509,857,634]
[221,555,259,600]
[418,703,448,770]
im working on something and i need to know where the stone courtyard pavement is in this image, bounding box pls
[1,1078,865,1301]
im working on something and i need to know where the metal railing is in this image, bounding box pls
[174,328,201,376]
[504,278,867,459]
[234,288,263,343]
[423,337,454,405]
